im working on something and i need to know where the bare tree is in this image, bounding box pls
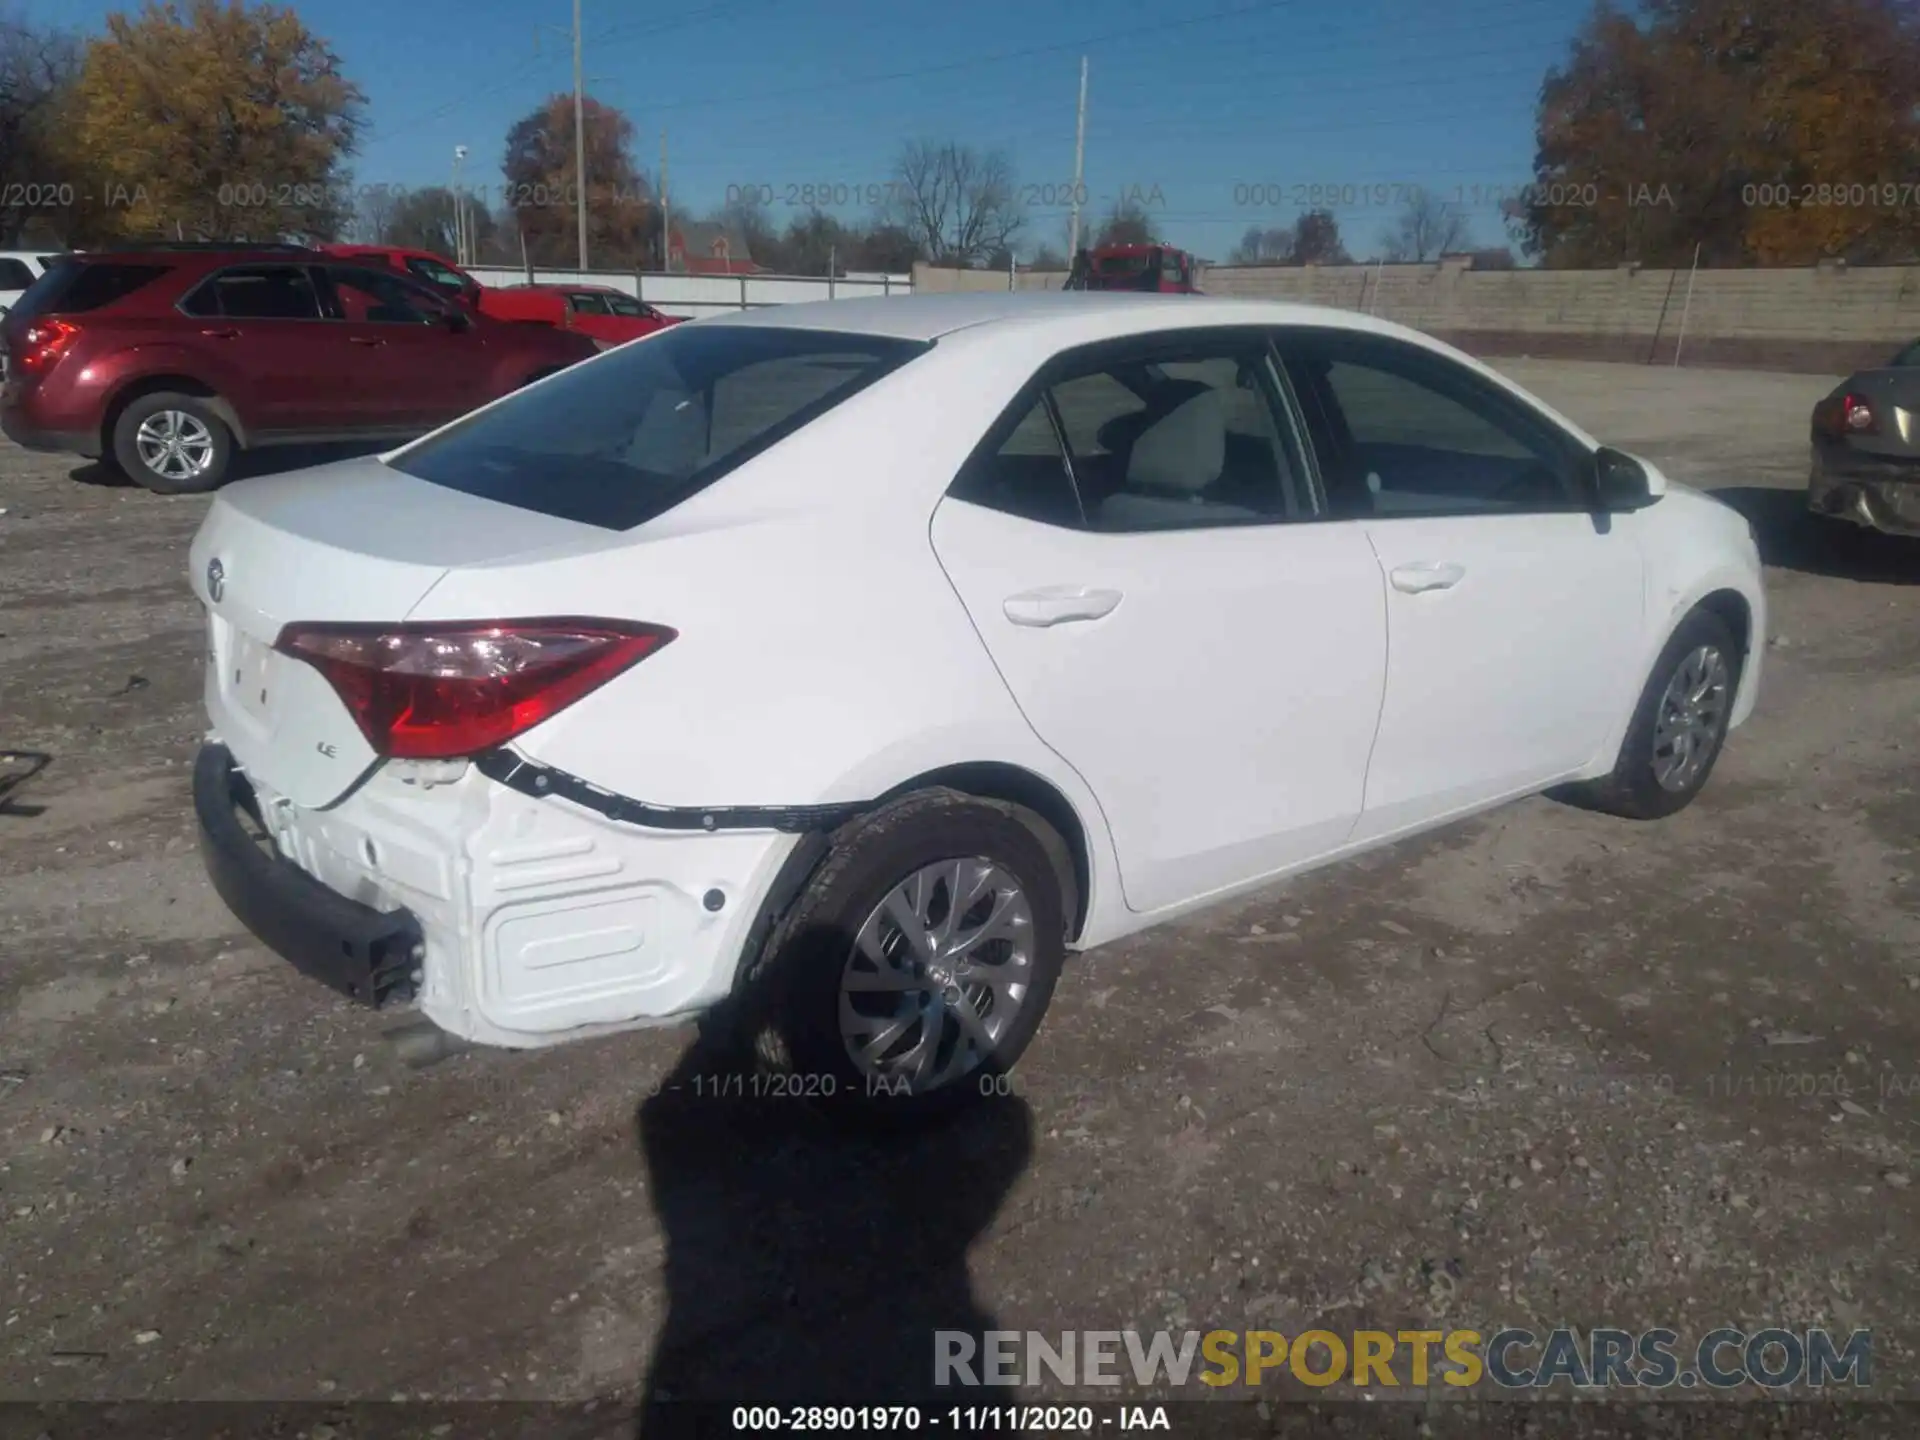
[889,140,1022,268]
[350,182,404,244]
[1385,189,1469,262]
[0,16,81,244]
[1228,224,1295,264]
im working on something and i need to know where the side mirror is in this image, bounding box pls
[443,309,472,333]
[1594,446,1657,511]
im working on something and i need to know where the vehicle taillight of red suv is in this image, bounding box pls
[0,243,599,493]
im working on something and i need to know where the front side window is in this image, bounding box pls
[1890,339,1920,367]
[0,259,35,289]
[1284,333,1584,516]
[180,264,323,320]
[952,336,1312,532]
[405,256,470,295]
[322,266,446,324]
[391,324,927,530]
[605,294,647,317]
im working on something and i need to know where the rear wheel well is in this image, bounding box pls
[102,376,239,453]
[873,763,1091,942]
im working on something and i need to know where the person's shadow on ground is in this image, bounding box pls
[632,973,1034,1438]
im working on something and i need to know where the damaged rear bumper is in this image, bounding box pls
[1808,454,1920,536]
[191,740,808,1049]
[194,743,423,1006]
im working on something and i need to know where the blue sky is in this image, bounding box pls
[26,0,1595,261]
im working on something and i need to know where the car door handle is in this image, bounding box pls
[1389,562,1467,594]
[348,336,386,348]
[1003,586,1124,627]
[199,328,241,339]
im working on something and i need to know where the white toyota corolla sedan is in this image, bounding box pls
[189,292,1764,1120]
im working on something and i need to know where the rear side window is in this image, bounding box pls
[9,260,171,321]
[567,292,612,315]
[180,265,323,320]
[391,324,927,530]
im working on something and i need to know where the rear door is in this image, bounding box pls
[1279,328,1643,840]
[176,263,340,431]
[931,328,1389,915]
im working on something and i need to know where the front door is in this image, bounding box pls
[931,330,1389,914]
[318,265,494,429]
[1279,330,1645,841]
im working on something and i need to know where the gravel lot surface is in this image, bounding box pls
[2,359,1917,1433]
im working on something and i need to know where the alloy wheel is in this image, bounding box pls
[134,410,216,484]
[838,857,1035,1093]
[1651,643,1730,792]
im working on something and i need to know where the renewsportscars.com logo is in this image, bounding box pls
[934,1327,1873,1391]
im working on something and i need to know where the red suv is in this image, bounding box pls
[0,244,597,493]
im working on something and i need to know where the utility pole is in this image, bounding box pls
[659,129,670,272]
[1066,56,1089,259]
[573,0,588,271]
[1673,240,1702,368]
[451,145,469,264]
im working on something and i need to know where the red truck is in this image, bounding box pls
[1064,243,1199,293]
[320,246,680,345]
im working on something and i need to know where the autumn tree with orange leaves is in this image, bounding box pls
[65,0,364,243]
[502,94,654,268]
[1520,0,1920,267]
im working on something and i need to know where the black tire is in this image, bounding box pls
[1569,607,1742,820]
[738,787,1069,1129]
[110,391,233,494]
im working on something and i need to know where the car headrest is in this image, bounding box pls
[1126,387,1226,494]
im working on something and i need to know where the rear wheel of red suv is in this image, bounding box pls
[111,392,233,494]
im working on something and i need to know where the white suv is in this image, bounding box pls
[0,251,56,316]
[189,293,1765,1121]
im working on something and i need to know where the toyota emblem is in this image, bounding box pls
[206,557,225,602]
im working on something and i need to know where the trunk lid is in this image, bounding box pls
[188,455,607,807]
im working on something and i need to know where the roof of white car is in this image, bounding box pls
[700,290,1410,344]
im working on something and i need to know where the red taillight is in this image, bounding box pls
[275,619,675,760]
[17,318,80,374]
[1818,392,1877,436]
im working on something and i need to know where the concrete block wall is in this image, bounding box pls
[913,259,1920,373]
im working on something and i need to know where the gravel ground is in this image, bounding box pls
[2,360,1918,1431]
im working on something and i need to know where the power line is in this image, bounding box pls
[361,0,772,143]
[638,0,1304,119]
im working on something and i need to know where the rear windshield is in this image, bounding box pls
[391,323,927,529]
[9,259,172,321]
